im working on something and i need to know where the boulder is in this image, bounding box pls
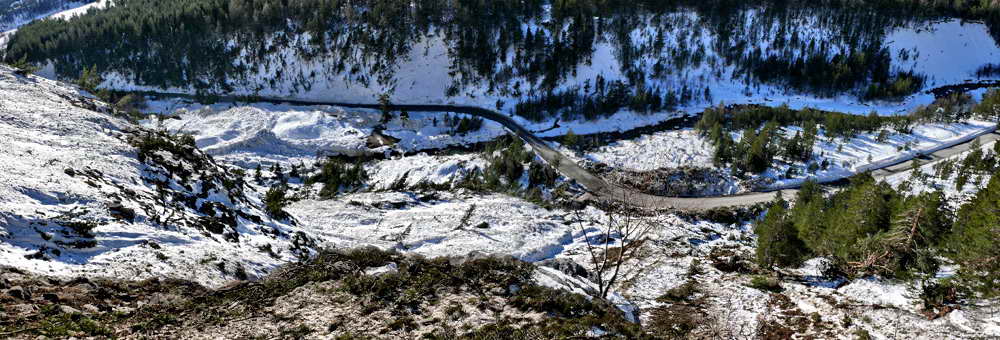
[6,286,30,300]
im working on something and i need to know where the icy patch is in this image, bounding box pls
[364,263,398,276]
[839,278,915,310]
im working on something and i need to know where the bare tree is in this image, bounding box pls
[574,192,657,299]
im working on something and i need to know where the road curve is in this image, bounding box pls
[137,91,999,211]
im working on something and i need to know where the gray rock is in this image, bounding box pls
[42,292,60,302]
[113,306,135,314]
[538,258,591,279]
[6,285,29,300]
[8,303,37,316]
[331,261,354,273]
[81,304,101,314]
[364,263,398,276]
[58,305,83,315]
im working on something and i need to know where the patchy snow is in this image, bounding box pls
[365,153,486,190]
[586,129,715,171]
[884,136,998,207]
[0,67,317,287]
[84,11,1000,139]
[581,120,996,194]
[287,191,596,263]
[767,120,997,189]
[142,99,506,166]
[46,0,108,20]
[839,278,915,310]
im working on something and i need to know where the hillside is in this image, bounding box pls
[0,66,318,286]
[4,1,1000,338]
[0,249,643,339]
[0,0,95,31]
[7,0,1000,130]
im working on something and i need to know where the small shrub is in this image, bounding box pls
[657,280,698,303]
[264,185,291,220]
[386,316,417,332]
[62,221,98,238]
[748,275,783,292]
[853,328,873,340]
[307,159,368,199]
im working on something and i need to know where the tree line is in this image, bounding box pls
[756,143,1000,300]
[6,0,986,120]
[696,90,1000,175]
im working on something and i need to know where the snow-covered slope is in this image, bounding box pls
[96,11,1000,122]
[0,0,108,48]
[0,0,94,31]
[0,67,316,286]
[143,100,506,166]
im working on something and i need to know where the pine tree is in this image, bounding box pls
[950,175,1000,298]
[563,129,579,150]
[76,65,103,94]
[6,55,38,76]
[264,184,290,221]
[821,175,894,263]
[790,180,826,250]
[850,191,949,278]
[755,194,807,268]
[379,93,393,125]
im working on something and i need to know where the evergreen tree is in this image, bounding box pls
[950,175,1000,298]
[790,180,826,251]
[6,55,38,76]
[76,65,103,94]
[820,175,894,263]
[755,194,807,268]
[263,184,291,220]
[379,93,393,125]
[563,129,579,150]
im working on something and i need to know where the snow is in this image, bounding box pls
[580,120,996,194]
[3,63,999,337]
[768,120,996,189]
[839,278,915,310]
[46,0,108,20]
[0,67,316,287]
[0,0,110,48]
[287,192,596,263]
[884,136,999,206]
[888,19,1000,87]
[142,100,506,166]
[3,6,1000,336]
[586,129,715,171]
[85,11,1000,140]
[365,153,486,190]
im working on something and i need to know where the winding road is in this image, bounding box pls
[139,91,1000,211]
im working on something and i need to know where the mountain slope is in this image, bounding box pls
[0,67,316,286]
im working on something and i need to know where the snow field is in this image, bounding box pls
[142,99,507,166]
